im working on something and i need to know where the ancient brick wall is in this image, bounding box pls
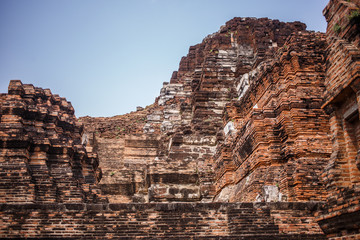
[81,18,306,203]
[0,202,325,239]
[0,80,105,204]
[214,32,331,203]
[2,0,360,239]
[317,0,360,239]
[79,107,161,202]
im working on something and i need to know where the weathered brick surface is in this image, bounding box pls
[0,202,325,239]
[81,17,306,203]
[316,0,360,239]
[0,0,360,239]
[214,31,331,203]
[0,81,105,204]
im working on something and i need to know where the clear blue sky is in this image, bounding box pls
[0,0,329,117]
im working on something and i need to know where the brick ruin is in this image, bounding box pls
[0,0,359,239]
[0,80,105,204]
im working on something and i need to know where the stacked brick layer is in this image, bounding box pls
[0,81,105,204]
[0,0,360,239]
[80,17,306,203]
[214,31,331,202]
[317,0,360,239]
[0,202,325,239]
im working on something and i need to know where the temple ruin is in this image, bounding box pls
[0,0,359,239]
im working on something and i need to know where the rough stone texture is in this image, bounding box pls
[0,81,105,204]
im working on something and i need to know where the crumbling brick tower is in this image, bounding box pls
[80,17,308,204]
[317,0,360,238]
[214,31,331,203]
[0,81,105,204]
